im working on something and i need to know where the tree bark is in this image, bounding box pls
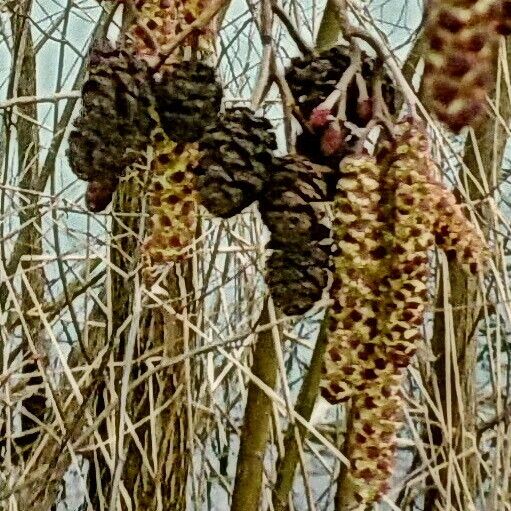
[231,301,279,511]
[8,0,46,459]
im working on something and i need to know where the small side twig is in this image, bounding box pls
[164,0,230,55]
[270,0,313,56]
[329,0,417,116]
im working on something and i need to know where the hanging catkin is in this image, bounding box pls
[324,119,488,509]
[423,0,498,132]
[121,0,221,268]
[321,153,393,403]
[382,119,488,369]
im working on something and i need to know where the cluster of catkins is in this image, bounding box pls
[320,119,487,509]
[68,19,490,509]
[424,0,511,132]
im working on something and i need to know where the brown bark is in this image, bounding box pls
[231,301,279,511]
[9,0,46,458]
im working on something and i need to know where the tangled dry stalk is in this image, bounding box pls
[1,1,511,510]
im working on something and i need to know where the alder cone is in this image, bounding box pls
[68,39,154,201]
[196,108,276,218]
[260,155,333,248]
[285,46,394,123]
[266,245,331,316]
[261,155,333,315]
[152,61,222,143]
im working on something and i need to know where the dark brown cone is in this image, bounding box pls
[285,46,394,122]
[85,178,118,213]
[266,245,331,316]
[195,108,276,218]
[152,61,223,143]
[260,155,333,248]
[261,155,333,315]
[67,38,155,193]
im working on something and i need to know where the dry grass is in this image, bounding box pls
[1,0,510,510]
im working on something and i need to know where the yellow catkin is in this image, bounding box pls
[321,154,392,404]
[123,0,217,275]
[423,0,498,132]
[382,119,488,369]
[325,120,488,509]
[339,377,404,509]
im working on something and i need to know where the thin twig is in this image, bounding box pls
[271,0,313,56]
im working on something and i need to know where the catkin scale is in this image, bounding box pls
[496,0,511,34]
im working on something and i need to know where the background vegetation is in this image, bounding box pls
[0,0,509,510]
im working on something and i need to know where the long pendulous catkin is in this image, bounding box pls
[423,0,498,132]
[382,119,488,369]
[321,154,391,404]
[122,0,220,270]
[323,119,488,509]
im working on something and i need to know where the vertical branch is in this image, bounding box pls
[9,0,46,457]
[230,300,279,511]
[272,320,328,511]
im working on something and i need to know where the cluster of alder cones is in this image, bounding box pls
[68,24,492,509]
[68,39,399,316]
